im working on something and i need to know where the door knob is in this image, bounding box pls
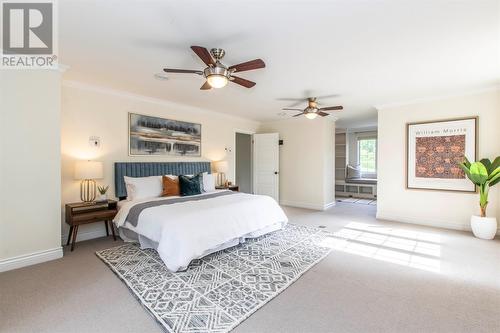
[274,171,278,175]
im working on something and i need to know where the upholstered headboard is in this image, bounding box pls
[114,162,211,199]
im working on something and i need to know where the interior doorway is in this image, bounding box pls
[235,132,253,193]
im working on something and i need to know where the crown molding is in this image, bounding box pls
[62,80,261,125]
[374,85,500,111]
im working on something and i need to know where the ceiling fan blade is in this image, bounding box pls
[293,113,304,117]
[319,106,343,111]
[282,108,304,111]
[163,68,203,75]
[289,100,306,107]
[230,76,256,88]
[200,81,212,90]
[315,93,341,100]
[318,111,329,117]
[229,59,265,73]
[276,97,307,101]
[190,46,215,66]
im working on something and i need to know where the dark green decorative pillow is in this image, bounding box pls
[179,174,201,196]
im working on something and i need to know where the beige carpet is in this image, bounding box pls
[1,203,500,333]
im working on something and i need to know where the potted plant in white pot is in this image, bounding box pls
[97,185,109,202]
[459,157,500,239]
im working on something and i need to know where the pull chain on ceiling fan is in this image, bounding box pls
[163,46,265,90]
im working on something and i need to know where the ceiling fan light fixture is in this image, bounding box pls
[206,74,228,88]
[305,112,318,120]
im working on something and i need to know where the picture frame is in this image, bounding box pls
[128,113,202,157]
[405,116,478,192]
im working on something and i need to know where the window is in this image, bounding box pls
[358,138,377,177]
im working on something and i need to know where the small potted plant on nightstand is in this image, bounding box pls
[459,157,500,239]
[97,185,109,202]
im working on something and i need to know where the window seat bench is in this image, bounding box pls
[345,178,377,185]
[335,179,377,199]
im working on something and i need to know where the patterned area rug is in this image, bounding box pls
[96,224,333,333]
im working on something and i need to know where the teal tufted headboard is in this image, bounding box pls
[114,162,211,199]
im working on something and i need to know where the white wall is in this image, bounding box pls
[259,118,335,210]
[377,90,500,231]
[61,81,260,243]
[0,70,63,271]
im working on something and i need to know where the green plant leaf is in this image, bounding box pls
[488,167,500,179]
[480,158,492,173]
[462,157,471,168]
[488,169,500,187]
[458,163,474,182]
[490,156,500,173]
[468,162,488,185]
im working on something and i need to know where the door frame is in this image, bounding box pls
[233,129,255,193]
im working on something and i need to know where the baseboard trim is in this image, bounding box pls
[376,212,467,231]
[61,228,108,245]
[323,201,336,210]
[0,247,63,273]
[280,200,335,211]
[376,212,500,235]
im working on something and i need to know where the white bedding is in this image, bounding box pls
[114,190,288,271]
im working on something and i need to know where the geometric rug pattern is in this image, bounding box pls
[96,224,334,333]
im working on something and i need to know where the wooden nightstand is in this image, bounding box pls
[65,200,118,251]
[215,185,239,192]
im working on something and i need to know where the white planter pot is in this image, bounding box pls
[470,215,497,240]
[98,194,108,202]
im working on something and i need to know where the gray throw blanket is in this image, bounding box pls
[126,191,236,227]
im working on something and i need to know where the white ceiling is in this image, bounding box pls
[60,0,499,127]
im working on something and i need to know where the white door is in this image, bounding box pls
[253,133,279,201]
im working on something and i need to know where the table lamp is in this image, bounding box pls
[214,160,228,186]
[74,160,103,202]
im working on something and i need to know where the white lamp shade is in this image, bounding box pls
[74,161,103,180]
[214,160,228,173]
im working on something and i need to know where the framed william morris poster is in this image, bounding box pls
[406,117,478,192]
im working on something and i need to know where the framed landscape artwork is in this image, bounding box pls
[129,113,201,156]
[406,117,478,192]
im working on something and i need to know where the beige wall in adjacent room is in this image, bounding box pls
[0,70,62,268]
[60,81,260,243]
[377,89,500,231]
[259,118,335,210]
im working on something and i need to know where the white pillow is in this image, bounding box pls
[124,175,162,201]
[201,172,216,193]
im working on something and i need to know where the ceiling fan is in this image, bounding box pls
[282,97,343,119]
[163,46,265,90]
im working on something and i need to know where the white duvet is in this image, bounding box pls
[114,190,288,271]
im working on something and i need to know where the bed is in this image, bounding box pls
[113,162,288,272]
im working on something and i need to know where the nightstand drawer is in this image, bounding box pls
[70,209,117,224]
